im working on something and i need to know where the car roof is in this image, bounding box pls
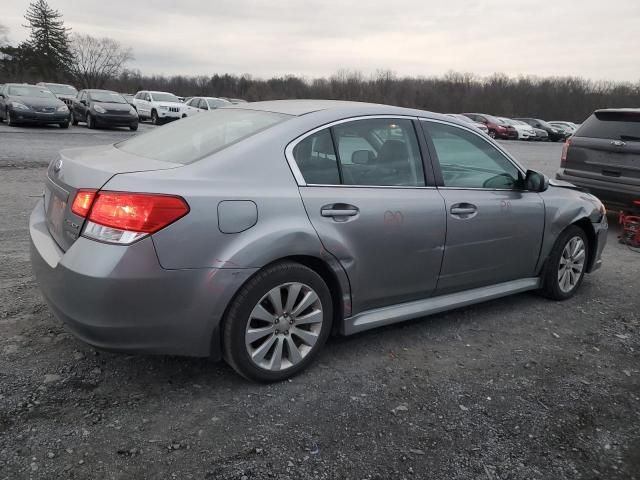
[594,108,640,113]
[230,99,454,121]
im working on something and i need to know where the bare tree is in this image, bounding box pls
[70,33,133,88]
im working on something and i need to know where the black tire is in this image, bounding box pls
[488,130,496,139]
[59,120,70,129]
[129,123,138,131]
[86,114,95,129]
[223,261,333,382]
[7,109,17,127]
[151,109,159,125]
[71,112,78,125]
[540,225,589,300]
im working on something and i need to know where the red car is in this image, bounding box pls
[462,113,518,140]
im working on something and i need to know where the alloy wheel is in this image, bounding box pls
[245,282,323,371]
[557,236,586,293]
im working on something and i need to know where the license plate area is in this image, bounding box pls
[45,182,69,245]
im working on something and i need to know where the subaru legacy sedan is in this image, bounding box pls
[30,100,607,382]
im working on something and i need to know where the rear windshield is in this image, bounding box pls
[576,111,640,141]
[116,109,291,164]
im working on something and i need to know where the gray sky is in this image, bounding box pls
[3,0,640,81]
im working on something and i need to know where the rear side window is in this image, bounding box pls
[576,111,640,140]
[116,109,291,164]
[292,129,341,185]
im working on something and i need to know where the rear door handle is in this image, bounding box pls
[450,203,477,217]
[321,204,359,218]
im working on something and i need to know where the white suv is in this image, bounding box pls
[132,91,184,125]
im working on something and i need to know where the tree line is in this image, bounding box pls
[1,1,638,122]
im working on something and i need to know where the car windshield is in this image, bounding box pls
[150,92,180,102]
[45,84,77,95]
[90,92,127,103]
[8,86,56,98]
[205,98,232,108]
[116,108,291,164]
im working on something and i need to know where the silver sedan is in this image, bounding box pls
[30,100,608,382]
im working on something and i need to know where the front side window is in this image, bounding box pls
[425,122,521,189]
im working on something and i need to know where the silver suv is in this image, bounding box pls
[30,100,608,382]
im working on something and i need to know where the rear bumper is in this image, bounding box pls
[30,199,256,358]
[556,169,640,211]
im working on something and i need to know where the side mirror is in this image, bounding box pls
[80,100,87,106]
[525,170,549,192]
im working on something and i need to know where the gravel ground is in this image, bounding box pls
[0,124,639,480]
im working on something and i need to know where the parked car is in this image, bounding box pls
[71,89,138,131]
[500,117,536,140]
[182,96,232,117]
[445,113,489,134]
[132,90,183,125]
[550,123,573,140]
[532,127,549,141]
[30,100,608,382]
[463,113,518,139]
[37,82,78,108]
[556,108,640,211]
[515,118,564,142]
[0,83,70,128]
[550,121,578,132]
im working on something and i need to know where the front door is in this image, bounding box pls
[290,117,446,314]
[421,120,545,294]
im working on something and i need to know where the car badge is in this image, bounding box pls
[53,159,63,173]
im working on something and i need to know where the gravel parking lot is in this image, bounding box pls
[1,123,638,480]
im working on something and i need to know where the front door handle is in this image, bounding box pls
[450,203,477,217]
[321,204,359,218]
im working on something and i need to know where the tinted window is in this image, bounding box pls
[576,111,640,140]
[45,84,77,95]
[8,86,56,98]
[333,119,425,186]
[117,109,291,164]
[425,122,521,189]
[89,91,127,103]
[292,129,341,185]
[150,92,179,102]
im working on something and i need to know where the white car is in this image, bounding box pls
[500,117,536,140]
[132,90,184,125]
[182,97,232,117]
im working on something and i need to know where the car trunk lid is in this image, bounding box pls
[45,144,182,251]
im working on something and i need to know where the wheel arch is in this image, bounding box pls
[572,217,598,272]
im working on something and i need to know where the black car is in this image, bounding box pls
[515,118,565,142]
[556,108,640,211]
[36,82,79,108]
[0,83,71,128]
[71,89,138,130]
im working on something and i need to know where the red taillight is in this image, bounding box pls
[560,138,572,167]
[87,192,189,233]
[71,189,97,217]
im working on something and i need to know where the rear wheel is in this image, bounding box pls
[541,225,588,300]
[223,262,333,382]
[129,123,138,131]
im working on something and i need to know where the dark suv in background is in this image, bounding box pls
[556,108,640,211]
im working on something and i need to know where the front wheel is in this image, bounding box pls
[541,225,589,300]
[151,110,159,125]
[71,112,78,125]
[86,114,95,129]
[59,120,70,129]
[129,123,138,131]
[223,262,333,382]
[6,109,17,127]
[488,130,496,139]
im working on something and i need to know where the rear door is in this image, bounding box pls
[421,120,545,294]
[288,117,446,314]
[566,111,640,188]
